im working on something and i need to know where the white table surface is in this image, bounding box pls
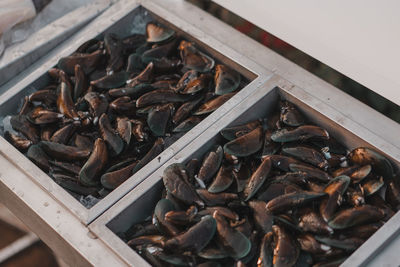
[213,0,400,106]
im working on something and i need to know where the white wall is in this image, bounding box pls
[213,0,400,106]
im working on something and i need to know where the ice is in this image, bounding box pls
[128,10,152,35]
[79,194,100,209]
[0,115,16,136]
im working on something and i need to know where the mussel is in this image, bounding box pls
[122,95,396,266]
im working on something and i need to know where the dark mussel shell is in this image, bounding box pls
[282,145,328,170]
[165,215,216,253]
[349,164,372,183]
[268,155,302,172]
[297,208,333,235]
[297,233,330,254]
[179,40,215,73]
[266,191,326,213]
[28,107,64,125]
[214,64,240,95]
[173,116,202,133]
[328,205,384,229]
[173,70,199,93]
[362,176,384,196]
[54,90,77,114]
[57,50,103,75]
[271,125,329,143]
[367,194,394,221]
[98,113,124,156]
[84,92,109,121]
[257,181,302,204]
[4,131,33,151]
[196,145,223,188]
[26,144,50,171]
[272,224,299,267]
[126,53,145,74]
[208,164,234,194]
[50,123,76,144]
[248,200,273,234]
[73,64,88,101]
[28,89,57,107]
[213,211,251,259]
[289,163,331,182]
[314,235,364,251]
[50,160,81,176]
[172,96,203,125]
[185,158,200,184]
[142,39,177,63]
[40,141,90,161]
[19,96,33,115]
[101,160,137,190]
[147,103,174,137]
[280,100,304,127]
[74,134,93,151]
[386,180,400,211]
[6,18,397,267]
[243,157,272,201]
[90,71,129,89]
[79,138,108,187]
[122,33,146,55]
[196,189,238,206]
[120,94,397,266]
[116,117,132,145]
[54,178,98,197]
[131,138,164,175]
[130,119,147,142]
[332,165,371,184]
[345,186,365,207]
[194,92,235,115]
[136,89,190,108]
[197,242,230,261]
[10,115,40,143]
[165,205,198,225]
[41,124,58,142]
[127,235,166,248]
[104,33,124,73]
[163,163,204,207]
[224,126,263,157]
[220,120,261,141]
[348,147,394,181]
[197,206,239,222]
[320,175,350,221]
[109,97,136,115]
[109,83,154,99]
[181,73,212,95]
[257,232,274,267]
[261,129,280,157]
[146,22,175,43]
[127,62,155,87]
[153,198,179,236]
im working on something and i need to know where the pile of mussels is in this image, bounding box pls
[3,22,245,204]
[124,99,400,266]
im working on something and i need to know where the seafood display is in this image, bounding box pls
[2,22,246,207]
[122,98,399,266]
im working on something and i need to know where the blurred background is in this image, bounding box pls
[0,0,399,266]
[188,0,400,123]
[0,204,65,267]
